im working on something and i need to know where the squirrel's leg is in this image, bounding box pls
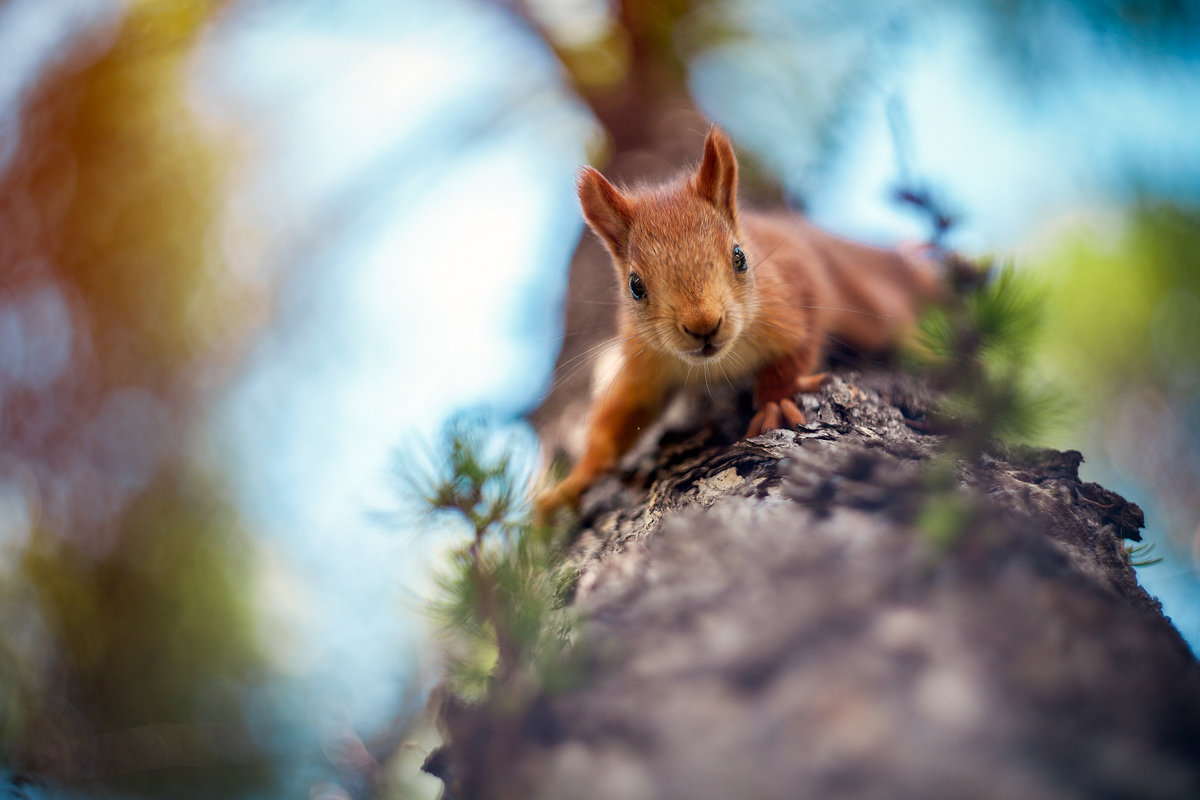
[536,365,665,520]
[746,346,828,437]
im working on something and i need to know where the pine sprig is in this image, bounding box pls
[911,261,1060,457]
[409,414,580,702]
[966,267,1043,362]
[1126,542,1164,569]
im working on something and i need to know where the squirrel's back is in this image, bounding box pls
[740,211,942,359]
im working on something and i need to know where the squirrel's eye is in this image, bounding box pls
[629,272,647,301]
[732,244,747,273]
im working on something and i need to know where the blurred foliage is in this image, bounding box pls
[911,263,1060,455]
[413,416,579,705]
[0,1,288,796]
[911,203,1200,565]
[1035,202,1200,411]
[1032,201,1200,559]
[21,479,258,726]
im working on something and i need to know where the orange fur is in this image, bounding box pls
[536,126,942,518]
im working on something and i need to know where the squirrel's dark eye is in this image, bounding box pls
[629,272,647,301]
[732,244,747,273]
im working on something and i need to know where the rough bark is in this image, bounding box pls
[429,371,1200,800]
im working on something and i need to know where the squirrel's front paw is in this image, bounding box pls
[746,372,829,437]
[745,398,806,438]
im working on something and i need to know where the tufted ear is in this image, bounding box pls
[693,125,739,227]
[578,166,634,260]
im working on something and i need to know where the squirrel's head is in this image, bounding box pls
[578,126,755,366]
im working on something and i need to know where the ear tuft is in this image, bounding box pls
[694,125,739,227]
[578,166,633,259]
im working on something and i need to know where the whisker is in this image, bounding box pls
[588,340,655,421]
[724,350,748,376]
[542,331,641,401]
[749,238,788,269]
[552,333,628,378]
[532,322,623,348]
[715,358,735,390]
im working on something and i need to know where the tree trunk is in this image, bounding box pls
[429,370,1200,800]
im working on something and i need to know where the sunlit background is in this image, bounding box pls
[2,0,1199,797]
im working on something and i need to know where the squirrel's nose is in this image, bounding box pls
[683,317,722,341]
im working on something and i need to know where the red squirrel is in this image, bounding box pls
[536,126,942,518]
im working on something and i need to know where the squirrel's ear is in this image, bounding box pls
[694,126,739,227]
[578,166,633,259]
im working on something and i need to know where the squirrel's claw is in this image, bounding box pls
[746,397,807,438]
[779,398,806,427]
[746,374,813,437]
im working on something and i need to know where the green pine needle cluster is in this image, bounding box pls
[408,415,580,703]
[910,262,1061,456]
[1125,542,1165,569]
[411,416,530,541]
[430,535,579,701]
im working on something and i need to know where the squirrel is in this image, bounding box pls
[535,125,943,519]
